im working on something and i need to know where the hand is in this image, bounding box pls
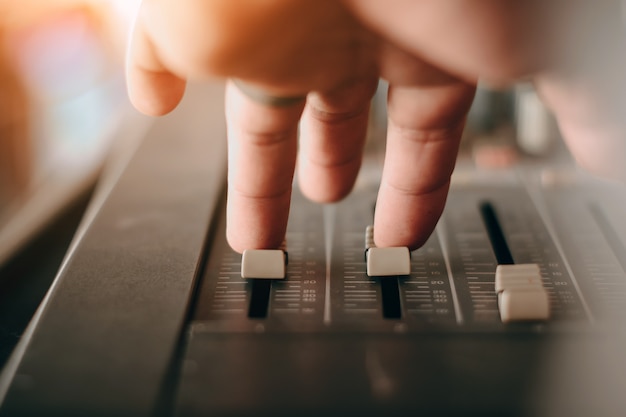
[127,0,626,253]
[344,0,626,181]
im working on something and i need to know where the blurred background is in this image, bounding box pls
[0,0,142,264]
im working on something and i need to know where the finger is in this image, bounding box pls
[126,16,187,116]
[534,5,626,182]
[537,74,626,182]
[374,81,475,250]
[297,77,378,202]
[225,80,306,253]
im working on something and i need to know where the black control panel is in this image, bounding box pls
[176,174,626,417]
[191,186,614,333]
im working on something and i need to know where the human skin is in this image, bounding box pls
[127,0,626,253]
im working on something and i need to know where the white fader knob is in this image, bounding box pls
[495,264,550,323]
[365,225,411,277]
[241,240,287,279]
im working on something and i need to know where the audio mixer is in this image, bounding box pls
[175,165,626,417]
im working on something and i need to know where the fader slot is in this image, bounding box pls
[479,202,515,265]
[479,200,549,322]
[363,226,407,319]
[380,278,402,319]
[494,190,588,322]
[248,280,272,319]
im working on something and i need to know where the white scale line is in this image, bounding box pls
[323,205,334,325]
[436,224,464,325]
[345,294,377,298]
[345,309,378,313]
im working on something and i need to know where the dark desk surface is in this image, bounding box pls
[0,190,92,368]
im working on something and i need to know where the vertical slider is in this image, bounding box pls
[241,241,287,319]
[241,249,287,279]
[364,226,408,319]
[495,264,549,323]
[364,226,411,277]
[479,203,550,323]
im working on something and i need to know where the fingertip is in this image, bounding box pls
[126,17,187,116]
[297,79,375,204]
[226,229,287,255]
[373,199,436,251]
[225,230,245,255]
[226,196,291,254]
[127,68,187,116]
[297,162,359,203]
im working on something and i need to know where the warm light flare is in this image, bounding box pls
[0,0,141,202]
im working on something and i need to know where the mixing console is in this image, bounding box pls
[191,171,625,334]
[171,168,626,417]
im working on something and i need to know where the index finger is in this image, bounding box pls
[225,80,305,253]
[374,80,475,250]
[126,16,187,116]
